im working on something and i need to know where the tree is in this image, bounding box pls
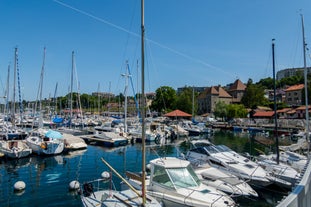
[214,101,227,121]
[241,79,268,109]
[151,86,177,113]
[176,87,196,115]
[226,104,248,120]
[257,77,274,89]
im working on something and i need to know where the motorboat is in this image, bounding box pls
[61,132,87,151]
[185,139,273,187]
[126,157,236,207]
[0,140,32,159]
[256,156,300,187]
[80,175,161,207]
[26,128,65,155]
[258,151,308,173]
[193,163,258,197]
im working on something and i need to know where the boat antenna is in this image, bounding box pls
[141,0,146,205]
[272,39,279,164]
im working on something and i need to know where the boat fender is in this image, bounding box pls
[69,180,80,190]
[40,142,47,150]
[14,181,26,191]
[101,171,111,181]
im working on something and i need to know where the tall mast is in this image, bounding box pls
[121,62,130,134]
[70,51,74,128]
[301,14,310,145]
[37,47,46,128]
[39,47,46,116]
[272,39,279,164]
[54,82,58,115]
[4,64,10,117]
[97,82,100,116]
[12,48,17,126]
[141,0,146,204]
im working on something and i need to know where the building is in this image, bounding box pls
[197,86,232,114]
[276,67,311,80]
[265,89,285,103]
[284,84,304,106]
[227,79,246,104]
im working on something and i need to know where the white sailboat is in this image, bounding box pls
[258,39,309,188]
[79,1,161,206]
[0,139,32,159]
[26,128,65,155]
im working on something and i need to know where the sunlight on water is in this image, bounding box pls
[0,131,286,207]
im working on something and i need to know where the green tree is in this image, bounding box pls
[226,104,248,120]
[214,101,227,121]
[151,86,177,113]
[278,72,304,87]
[241,79,268,109]
[176,87,196,115]
[257,77,274,89]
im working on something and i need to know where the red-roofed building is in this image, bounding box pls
[253,111,275,118]
[227,79,246,104]
[285,84,304,106]
[277,108,292,118]
[197,86,232,114]
[295,105,311,119]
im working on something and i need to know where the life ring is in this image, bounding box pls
[40,142,47,149]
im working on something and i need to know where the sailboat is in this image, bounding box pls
[79,1,161,206]
[26,48,65,156]
[258,39,309,188]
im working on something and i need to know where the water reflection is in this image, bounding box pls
[0,130,288,207]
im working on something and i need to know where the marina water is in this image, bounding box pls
[0,130,286,207]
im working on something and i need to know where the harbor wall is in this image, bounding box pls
[276,159,311,207]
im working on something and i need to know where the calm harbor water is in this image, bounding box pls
[0,130,286,207]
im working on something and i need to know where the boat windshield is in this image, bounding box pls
[167,165,201,189]
[193,142,220,154]
[203,145,219,154]
[215,145,231,152]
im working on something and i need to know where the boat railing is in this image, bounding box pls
[81,178,116,197]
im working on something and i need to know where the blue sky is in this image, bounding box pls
[0,0,310,101]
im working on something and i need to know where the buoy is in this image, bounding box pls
[101,171,111,181]
[14,181,26,191]
[69,180,80,190]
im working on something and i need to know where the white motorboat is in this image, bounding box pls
[259,151,308,173]
[80,176,161,207]
[0,140,32,159]
[93,131,129,147]
[26,128,64,155]
[186,139,273,187]
[61,132,87,151]
[257,156,300,187]
[193,163,258,197]
[126,157,236,207]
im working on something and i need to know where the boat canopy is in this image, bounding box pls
[53,117,64,123]
[45,130,63,139]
